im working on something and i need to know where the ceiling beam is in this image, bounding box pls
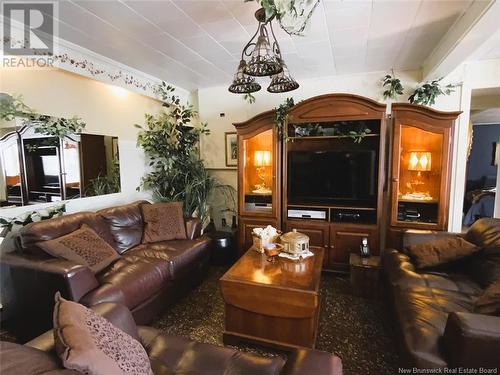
[423,0,500,81]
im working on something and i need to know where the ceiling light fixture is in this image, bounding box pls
[228,8,299,95]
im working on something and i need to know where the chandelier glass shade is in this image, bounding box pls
[228,8,299,95]
[244,26,283,77]
[267,59,299,93]
[228,60,262,94]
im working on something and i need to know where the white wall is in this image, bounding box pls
[198,68,468,230]
[0,68,164,218]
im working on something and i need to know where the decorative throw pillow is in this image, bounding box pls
[53,293,153,375]
[474,279,500,316]
[407,236,480,269]
[141,202,187,243]
[37,224,119,273]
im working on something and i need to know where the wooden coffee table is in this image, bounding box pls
[219,247,324,350]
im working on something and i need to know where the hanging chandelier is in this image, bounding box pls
[228,8,299,95]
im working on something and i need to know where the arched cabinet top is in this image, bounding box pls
[392,103,462,124]
[233,109,275,137]
[287,93,386,123]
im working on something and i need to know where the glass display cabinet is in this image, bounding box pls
[234,110,281,254]
[389,104,461,243]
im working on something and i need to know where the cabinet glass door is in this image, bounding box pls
[396,125,443,224]
[242,129,274,214]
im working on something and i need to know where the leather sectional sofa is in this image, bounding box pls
[1,201,212,340]
[0,302,342,374]
[382,218,500,368]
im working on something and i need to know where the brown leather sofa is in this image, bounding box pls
[1,201,212,340]
[0,302,343,375]
[382,218,500,369]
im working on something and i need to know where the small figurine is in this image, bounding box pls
[360,237,370,258]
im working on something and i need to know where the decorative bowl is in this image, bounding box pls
[264,243,284,258]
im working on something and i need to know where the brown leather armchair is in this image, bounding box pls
[0,303,343,375]
[1,201,212,341]
[382,218,500,368]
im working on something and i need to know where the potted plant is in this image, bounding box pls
[136,83,213,226]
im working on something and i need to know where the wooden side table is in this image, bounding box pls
[349,253,381,298]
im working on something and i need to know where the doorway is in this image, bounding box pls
[463,88,500,227]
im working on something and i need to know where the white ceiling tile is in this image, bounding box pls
[222,0,259,26]
[324,3,372,30]
[124,1,186,22]
[333,41,367,58]
[335,54,367,75]
[173,0,233,25]
[369,0,420,39]
[202,18,248,41]
[73,1,161,37]
[147,34,202,63]
[412,0,472,26]
[330,26,369,47]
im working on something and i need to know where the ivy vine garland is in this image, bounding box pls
[0,94,86,138]
[273,97,295,142]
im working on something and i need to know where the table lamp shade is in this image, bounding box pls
[408,151,431,171]
[254,150,271,167]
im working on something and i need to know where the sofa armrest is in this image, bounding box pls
[443,312,500,368]
[381,249,426,287]
[185,218,202,240]
[281,349,342,375]
[403,230,462,250]
[1,252,99,301]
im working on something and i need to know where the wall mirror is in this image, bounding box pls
[0,117,121,208]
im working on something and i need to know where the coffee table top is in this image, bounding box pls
[220,248,324,293]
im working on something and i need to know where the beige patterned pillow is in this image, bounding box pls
[37,224,119,273]
[53,293,153,375]
[141,202,187,243]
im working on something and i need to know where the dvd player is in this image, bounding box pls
[288,209,327,220]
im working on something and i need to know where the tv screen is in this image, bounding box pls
[288,150,378,206]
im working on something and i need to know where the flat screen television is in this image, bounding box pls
[288,149,378,207]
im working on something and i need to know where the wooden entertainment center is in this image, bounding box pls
[233,94,460,272]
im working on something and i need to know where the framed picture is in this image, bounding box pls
[225,132,238,167]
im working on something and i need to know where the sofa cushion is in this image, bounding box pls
[53,293,153,375]
[465,218,500,248]
[138,328,286,375]
[95,256,171,309]
[391,284,477,368]
[406,237,479,269]
[20,211,115,257]
[128,236,211,280]
[141,202,187,243]
[474,279,500,316]
[98,201,148,254]
[36,225,120,273]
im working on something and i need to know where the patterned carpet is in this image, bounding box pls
[153,266,399,375]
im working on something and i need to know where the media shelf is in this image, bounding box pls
[287,205,377,224]
[283,94,387,272]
